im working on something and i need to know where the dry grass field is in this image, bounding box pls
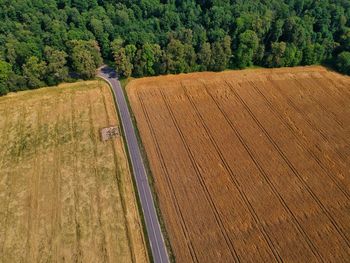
[0,81,148,263]
[127,66,350,262]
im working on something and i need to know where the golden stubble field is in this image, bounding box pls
[127,66,350,262]
[0,81,148,263]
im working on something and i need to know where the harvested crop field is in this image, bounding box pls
[0,81,148,263]
[127,66,350,262]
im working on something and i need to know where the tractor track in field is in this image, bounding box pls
[127,66,350,262]
[267,77,347,162]
[159,88,241,262]
[136,90,199,263]
[226,80,350,247]
[182,82,284,262]
[249,80,350,200]
[205,82,324,261]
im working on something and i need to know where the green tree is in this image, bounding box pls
[302,43,325,65]
[125,44,137,65]
[336,51,350,75]
[210,41,226,71]
[45,20,68,50]
[0,60,13,95]
[165,39,186,74]
[222,35,232,66]
[184,43,197,72]
[284,44,303,66]
[90,18,110,58]
[339,28,350,52]
[197,42,212,71]
[70,40,102,79]
[270,19,284,42]
[44,47,68,85]
[267,42,287,67]
[134,43,162,76]
[72,50,96,79]
[111,38,124,58]
[22,56,47,88]
[111,39,135,78]
[210,36,232,71]
[267,42,303,68]
[236,30,259,68]
[114,48,133,78]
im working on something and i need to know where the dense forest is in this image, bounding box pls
[0,0,350,95]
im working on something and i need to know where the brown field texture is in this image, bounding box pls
[0,81,148,263]
[127,66,350,262]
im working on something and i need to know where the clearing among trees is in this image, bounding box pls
[0,81,148,263]
[127,66,350,262]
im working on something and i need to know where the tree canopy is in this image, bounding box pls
[0,0,349,95]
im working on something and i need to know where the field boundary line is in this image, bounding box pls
[24,101,40,261]
[249,80,350,200]
[182,82,283,262]
[23,105,40,261]
[136,90,199,263]
[92,86,110,261]
[226,80,350,248]
[159,87,241,263]
[206,80,325,261]
[69,92,83,259]
[51,96,62,261]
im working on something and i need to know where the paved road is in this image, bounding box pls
[98,66,169,263]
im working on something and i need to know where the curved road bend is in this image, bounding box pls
[98,66,169,263]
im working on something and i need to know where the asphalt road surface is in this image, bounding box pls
[98,66,169,263]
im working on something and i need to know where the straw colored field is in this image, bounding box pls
[127,66,350,262]
[0,81,148,263]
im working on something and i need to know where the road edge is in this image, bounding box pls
[97,77,153,262]
[121,79,176,263]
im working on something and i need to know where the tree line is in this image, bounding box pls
[0,0,350,96]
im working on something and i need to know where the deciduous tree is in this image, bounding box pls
[70,40,102,79]
[0,60,12,95]
[44,47,68,85]
[236,30,258,68]
[22,56,47,88]
[336,51,350,75]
